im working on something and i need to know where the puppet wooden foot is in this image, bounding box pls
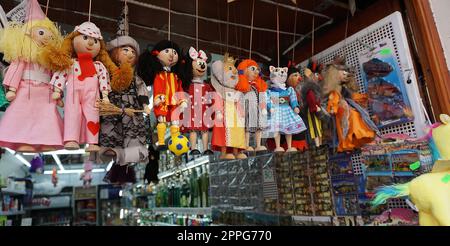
[286,148,298,153]
[64,141,80,150]
[255,146,267,152]
[86,144,101,153]
[236,153,248,159]
[16,145,36,153]
[274,147,285,153]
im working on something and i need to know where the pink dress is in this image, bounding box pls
[0,61,64,151]
[51,59,110,145]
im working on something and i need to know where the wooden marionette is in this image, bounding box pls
[210,54,247,160]
[137,40,188,150]
[266,66,307,153]
[301,59,328,147]
[322,56,379,152]
[95,35,150,165]
[47,21,132,152]
[0,0,65,152]
[180,47,215,156]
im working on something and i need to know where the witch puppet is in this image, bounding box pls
[137,40,188,151]
[0,0,64,152]
[180,47,215,156]
[46,22,132,153]
[91,36,150,166]
[233,59,268,152]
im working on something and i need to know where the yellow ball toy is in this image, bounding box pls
[168,134,190,156]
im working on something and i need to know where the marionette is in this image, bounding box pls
[80,161,93,188]
[0,0,64,152]
[95,36,150,165]
[137,40,188,150]
[301,59,328,147]
[286,64,309,151]
[236,59,268,152]
[322,57,379,152]
[48,22,131,152]
[180,47,214,156]
[0,53,8,111]
[51,167,58,187]
[267,66,307,152]
[210,54,247,160]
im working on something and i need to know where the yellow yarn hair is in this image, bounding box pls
[0,18,63,67]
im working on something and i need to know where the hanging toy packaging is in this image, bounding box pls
[210,54,247,160]
[48,22,131,152]
[137,40,189,153]
[96,36,149,165]
[266,66,307,152]
[236,59,268,152]
[0,0,64,152]
[180,47,215,156]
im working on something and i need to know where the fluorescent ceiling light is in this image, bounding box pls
[23,149,86,156]
[52,154,65,170]
[5,148,31,167]
[43,168,105,174]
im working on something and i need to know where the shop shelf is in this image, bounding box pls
[0,210,25,216]
[151,207,212,215]
[1,189,26,195]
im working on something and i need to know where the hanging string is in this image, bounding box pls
[343,11,350,60]
[276,5,280,67]
[88,0,92,22]
[168,0,171,40]
[226,3,230,53]
[45,0,50,16]
[196,0,199,50]
[216,0,223,54]
[249,0,255,59]
[311,15,315,57]
[291,1,299,62]
[125,0,129,36]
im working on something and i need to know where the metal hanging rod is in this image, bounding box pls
[258,0,333,20]
[41,5,272,61]
[122,0,306,37]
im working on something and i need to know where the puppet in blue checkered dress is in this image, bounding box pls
[267,66,307,153]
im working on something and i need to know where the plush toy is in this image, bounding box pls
[372,114,450,226]
[29,154,44,174]
[80,161,93,188]
[180,47,215,156]
[0,0,64,152]
[210,54,247,160]
[286,64,308,151]
[48,22,131,152]
[266,66,307,152]
[302,59,327,147]
[137,40,188,150]
[322,57,378,152]
[144,145,160,184]
[96,36,149,165]
[236,59,268,152]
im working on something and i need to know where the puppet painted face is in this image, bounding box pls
[114,46,137,66]
[29,26,55,47]
[224,62,238,88]
[244,65,260,82]
[157,48,178,68]
[73,34,101,57]
[269,66,288,89]
[287,72,302,88]
[189,47,208,78]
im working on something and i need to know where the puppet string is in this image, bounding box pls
[88,0,92,22]
[168,0,171,41]
[226,3,230,53]
[277,5,280,67]
[311,15,315,57]
[292,1,298,62]
[249,0,255,59]
[45,0,50,16]
[196,0,199,50]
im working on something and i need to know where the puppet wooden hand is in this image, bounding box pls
[216,112,223,121]
[179,101,188,111]
[154,95,165,106]
[316,105,322,112]
[5,89,16,102]
[261,108,268,116]
[102,91,110,103]
[52,88,62,100]
[294,107,300,114]
[144,105,151,115]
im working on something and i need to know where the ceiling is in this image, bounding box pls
[2,0,378,63]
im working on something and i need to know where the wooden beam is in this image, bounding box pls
[404,0,450,118]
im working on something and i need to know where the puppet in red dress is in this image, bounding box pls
[180,47,215,156]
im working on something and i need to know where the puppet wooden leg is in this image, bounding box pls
[255,130,267,151]
[234,148,247,160]
[285,134,297,152]
[245,132,254,152]
[189,131,198,150]
[201,131,214,155]
[274,133,285,153]
[156,116,167,147]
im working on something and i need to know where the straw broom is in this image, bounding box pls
[96,99,144,117]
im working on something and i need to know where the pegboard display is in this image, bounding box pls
[300,12,428,139]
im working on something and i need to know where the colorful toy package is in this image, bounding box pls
[359,40,414,128]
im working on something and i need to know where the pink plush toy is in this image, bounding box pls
[80,161,93,188]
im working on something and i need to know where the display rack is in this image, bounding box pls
[30,188,73,226]
[98,184,123,226]
[73,186,97,226]
[0,179,27,226]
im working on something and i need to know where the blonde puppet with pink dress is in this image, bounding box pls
[48,22,132,152]
[0,0,64,152]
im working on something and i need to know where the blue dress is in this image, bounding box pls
[267,87,307,135]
